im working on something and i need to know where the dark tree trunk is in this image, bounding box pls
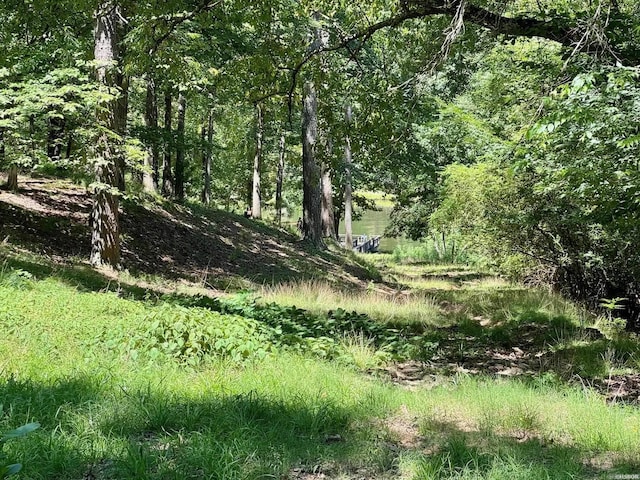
[65,134,73,159]
[174,92,186,201]
[7,165,18,192]
[0,129,14,192]
[114,74,128,191]
[275,130,285,226]
[344,104,353,250]
[47,116,65,161]
[251,103,263,219]
[143,75,158,193]
[321,163,336,240]
[90,0,123,269]
[162,89,173,197]
[301,80,325,248]
[201,111,213,205]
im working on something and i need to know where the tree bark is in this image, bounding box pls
[302,81,325,248]
[174,92,186,201]
[0,129,15,192]
[90,0,123,269]
[114,74,128,191]
[143,75,158,193]
[344,105,353,250]
[321,163,336,240]
[47,116,65,162]
[201,111,213,204]
[275,130,285,226]
[6,165,18,192]
[162,89,173,197]
[251,103,263,219]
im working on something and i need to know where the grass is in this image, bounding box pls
[260,279,442,327]
[3,254,640,478]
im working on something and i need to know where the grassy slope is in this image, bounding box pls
[2,178,640,479]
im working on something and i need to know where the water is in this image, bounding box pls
[338,206,415,253]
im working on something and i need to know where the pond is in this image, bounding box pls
[338,206,416,253]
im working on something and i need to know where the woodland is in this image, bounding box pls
[1,0,640,479]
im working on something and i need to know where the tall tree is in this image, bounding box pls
[275,128,286,225]
[162,89,174,197]
[143,75,159,193]
[90,0,124,268]
[343,104,353,250]
[251,102,264,219]
[201,111,213,204]
[301,80,324,247]
[174,91,186,201]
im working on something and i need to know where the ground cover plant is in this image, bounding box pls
[2,246,640,479]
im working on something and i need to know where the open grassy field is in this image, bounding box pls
[2,249,640,479]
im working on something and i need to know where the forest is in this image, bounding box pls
[1,0,640,479]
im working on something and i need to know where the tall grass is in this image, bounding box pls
[260,279,442,327]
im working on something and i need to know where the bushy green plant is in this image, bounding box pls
[0,423,39,478]
[128,305,276,365]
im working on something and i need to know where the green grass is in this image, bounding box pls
[2,259,640,479]
[260,279,442,327]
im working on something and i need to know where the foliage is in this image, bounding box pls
[0,423,39,478]
[128,305,276,365]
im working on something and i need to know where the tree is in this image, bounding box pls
[251,102,264,219]
[90,0,125,268]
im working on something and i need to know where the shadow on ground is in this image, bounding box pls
[0,177,377,289]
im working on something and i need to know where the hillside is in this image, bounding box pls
[0,175,377,290]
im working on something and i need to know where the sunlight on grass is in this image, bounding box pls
[260,280,442,326]
[3,257,640,479]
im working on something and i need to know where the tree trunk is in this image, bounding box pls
[174,92,186,201]
[143,75,158,194]
[275,130,285,226]
[201,111,213,205]
[114,74,128,191]
[47,116,65,161]
[65,134,73,159]
[6,165,18,192]
[321,163,336,240]
[344,105,353,250]
[90,0,123,269]
[251,103,263,219]
[0,129,15,192]
[162,89,173,197]
[301,81,325,248]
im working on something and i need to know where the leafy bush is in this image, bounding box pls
[128,305,276,365]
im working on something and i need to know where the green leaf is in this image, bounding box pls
[0,423,40,443]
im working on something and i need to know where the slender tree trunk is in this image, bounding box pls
[0,128,14,192]
[174,92,186,201]
[201,111,213,205]
[114,74,128,191]
[162,89,173,197]
[321,163,336,240]
[275,130,285,226]
[143,75,158,193]
[251,103,263,219]
[302,81,325,248]
[65,134,73,159]
[90,0,123,269]
[7,165,18,192]
[344,104,353,250]
[47,116,65,161]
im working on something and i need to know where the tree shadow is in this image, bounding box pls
[413,418,639,479]
[1,179,377,291]
[0,375,384,479]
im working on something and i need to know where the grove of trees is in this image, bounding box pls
[1,0,639,324]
